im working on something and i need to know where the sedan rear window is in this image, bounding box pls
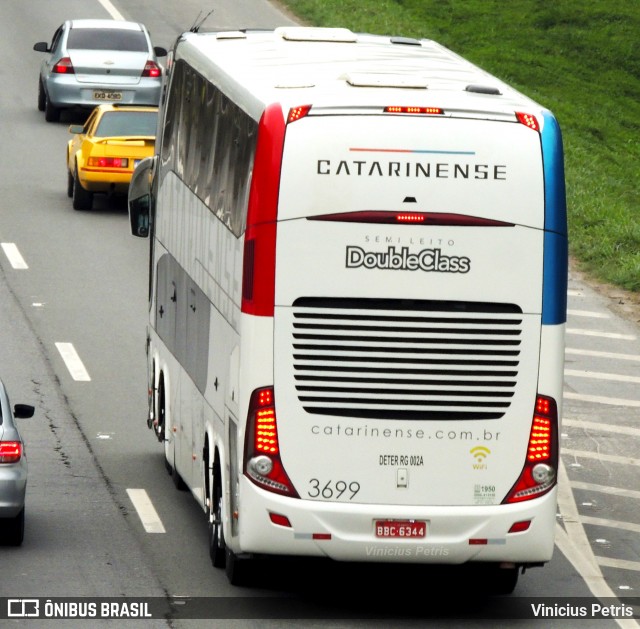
[67,28,149,52]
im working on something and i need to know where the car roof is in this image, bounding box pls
[68,19,144,32]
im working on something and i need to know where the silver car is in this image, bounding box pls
[34,19,167,122]
[0,380,35,546]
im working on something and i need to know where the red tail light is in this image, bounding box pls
[244,387,298,498]
[141,61,162,78]
[0,441,22,464]
[87,157,129,168]
[52,57,74,74]
[503,394,558,504]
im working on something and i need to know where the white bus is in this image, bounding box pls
[128,26,568,593]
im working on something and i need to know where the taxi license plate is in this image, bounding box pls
[375,520,426,538]
[94,90,123,101]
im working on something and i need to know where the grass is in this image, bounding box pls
[277,0,640,292]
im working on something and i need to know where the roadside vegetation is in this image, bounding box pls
[278,0,640,293]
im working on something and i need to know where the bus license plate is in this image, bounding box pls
[94,90,122,101]
[375,520,426,538]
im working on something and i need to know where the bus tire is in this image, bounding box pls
[225,547,250,586]
[208,469,226,568]
[484,566,519,595]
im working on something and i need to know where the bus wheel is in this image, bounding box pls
[208,469,226,568]
[225,547,251,586]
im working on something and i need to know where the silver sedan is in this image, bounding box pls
[34,19,167,122]
[0,380,35,546]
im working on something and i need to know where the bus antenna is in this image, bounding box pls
[190,9,215,33]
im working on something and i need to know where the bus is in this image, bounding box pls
[128,26,567,593]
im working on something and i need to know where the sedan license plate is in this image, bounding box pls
[375,520,426,538]
[94,90,123,101]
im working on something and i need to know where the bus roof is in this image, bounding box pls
[173,27,544,123]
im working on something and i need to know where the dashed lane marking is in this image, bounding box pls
[55,342,91,381]
[127,488,166,533]
[1,242,28,269]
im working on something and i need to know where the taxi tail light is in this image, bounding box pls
[0,441,22,464]
[244,387,299,498]
[52,57,74,74]
[503,394,559,504]
[141,61,162,78]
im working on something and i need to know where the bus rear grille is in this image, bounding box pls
[291,297,523,421]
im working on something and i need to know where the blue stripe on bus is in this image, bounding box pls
[541,110,568,325]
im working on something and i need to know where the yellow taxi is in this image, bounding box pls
[66,103,158,210]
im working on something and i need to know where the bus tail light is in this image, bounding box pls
[503,394,558,504]
[244,387,299,498]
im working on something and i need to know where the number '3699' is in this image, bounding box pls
[308,479,360,500]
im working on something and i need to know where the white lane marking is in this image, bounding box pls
[127,488,166,533]
[567,289,582,296]
[562,448,640,467]
[97,0,125,20]
[55,342,91,381]
[567,328,636,340]
[568,309,609,318]
[597,556,640,572]
[555,463,621,606]
[1,243,28,269]
[569,480,640,500]
[565,369,640,384]
[566,347,640,362]
[564,418,640,438]
[580,516,640,534]
[563,391,640,407]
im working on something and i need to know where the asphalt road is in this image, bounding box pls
[0,0,638,627]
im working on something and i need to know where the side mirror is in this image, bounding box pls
[14,404,35,419]
[129,156,156,238]
[69,124,84,134]
[33,42,49,53]
[154,46,168,57]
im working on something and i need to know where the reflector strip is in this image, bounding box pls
[469,538,506,545]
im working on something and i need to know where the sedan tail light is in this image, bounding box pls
[52,57,74,74]
[0,441,22,464]
[141,61,162,78]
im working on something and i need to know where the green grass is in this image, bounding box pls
[277,0,640,292]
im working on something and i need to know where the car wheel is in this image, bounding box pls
[44,93,60,122]
[67,169,74,198]
[72,167,93,210]
[2,507,25,546]
[37,79,46,112]
[209,467,226,568]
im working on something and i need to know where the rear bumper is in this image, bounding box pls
[233,478,557,565]
[0,463,27,517]
[45,75,161,108]
[77,167,134,193]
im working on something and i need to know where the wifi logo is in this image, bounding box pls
[470,446,491,468]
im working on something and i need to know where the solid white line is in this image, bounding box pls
[565,368,640,384]
[563,391,640,407]
[580,515,640,534]
[567,328,636,340]
[55,342,91,381]
[569,480,640,500]
[568,309,609,318]
[1,243,28,269]
[562,448,640,467]
[563,418,640,439]
[97,0,125,20]
[566,347,640,362]
[596,556,640,572]
[127,488,166,533]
